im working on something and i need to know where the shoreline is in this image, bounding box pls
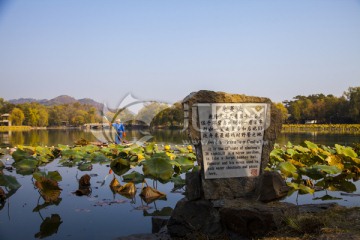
[1,124,360,134]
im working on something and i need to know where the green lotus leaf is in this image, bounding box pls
[335,144,358,158]
[142,153,174,182]
[90,152,110,163]
[78,163,93,171]
[122,171,144,184]
[61,149,86,161]
[0,174,21,190]
[350,157,360,164]
[186,153,196,160]
[286,149,297,157]
[33,171,62,182]
[294,146,310,153]
[327,180,356,193]
[57,144,70,151]
[171,175,185,189]
[313,194,342,201]
[286,141,293,148]
[173,156,194,173]
[304,140,318,150]
[110,158,130,176]
[175,145,189,154]
[129,146,144,155]
[279,161,299,179]
[313,164,341,175]
[287,182,314,194]
[270,149,285,162]
[12,148,36,162]
[13,159,38,171]
[299,167,325,180]
[144,142,156,155]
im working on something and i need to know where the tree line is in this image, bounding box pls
[282,86,360,124]
[1,86,359,127]
[0,100,101,127]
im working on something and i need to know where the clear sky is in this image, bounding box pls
[0,0,359,108]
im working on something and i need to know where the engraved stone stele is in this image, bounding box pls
[182,90,282,200]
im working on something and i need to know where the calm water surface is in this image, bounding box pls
[0,129,359,239]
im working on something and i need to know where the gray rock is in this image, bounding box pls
[185,171,202,200]
[220,199,298,238]
[152,216,170,233]
[167,198,223,238]
[256,171,291,202]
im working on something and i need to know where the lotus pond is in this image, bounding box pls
[0,130,360,239]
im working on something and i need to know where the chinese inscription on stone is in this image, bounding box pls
[198,103,269,179]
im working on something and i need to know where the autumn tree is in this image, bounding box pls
[10,107,25,125]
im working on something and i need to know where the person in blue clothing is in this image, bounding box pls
[111,118,125,144]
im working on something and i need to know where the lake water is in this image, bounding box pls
[0,129,359,239]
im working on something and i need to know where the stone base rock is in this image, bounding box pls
[256,171,291,202]
[167,198,223,238]
[168,197,298,239]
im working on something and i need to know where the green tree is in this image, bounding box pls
[10,107,25,125]
[345,87,360,123]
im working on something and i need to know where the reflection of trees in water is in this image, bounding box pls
[150,130,187,144]
[10,131,24,146]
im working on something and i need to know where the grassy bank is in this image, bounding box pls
[282,124,360,133]
[0,126,32,132]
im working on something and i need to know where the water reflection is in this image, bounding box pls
[34,213,63,239]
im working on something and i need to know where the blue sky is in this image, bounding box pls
[0,0,359,108]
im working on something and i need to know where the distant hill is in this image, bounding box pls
[9,95,104,110]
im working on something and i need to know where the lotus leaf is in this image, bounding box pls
[33,198,62,212]
[140,186,166,204]
[78,162,93,171]
[171,175,185,189]
[57,144,70,151]
[313,194,342,201]
[33,171,62,182]
[142,153,174,182]
[175,145,189,154]
[287,182,315,194]
[117,182,136,195]
[279,161,299,179]
[304,140,318,150]
[109,176,121,192]
[122,171,144,184]
[13,159,38,174]
[12,148,36,162]
[335,144,358,158]
[0,174,21,190]
[173,156,194,173]
[186,153,196,160]
[144,143,156,154]
[325,155,345,170]
[34,214,63,239]
[90,152,110,163]
[294,145,310,153]
[110,158,130,176]
[35,177,62,203]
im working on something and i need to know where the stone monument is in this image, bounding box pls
[182,90,283,200]
[167,90,291,238]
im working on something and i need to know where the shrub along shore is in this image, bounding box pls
[0,126,32,131]
[282,124,360,133]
